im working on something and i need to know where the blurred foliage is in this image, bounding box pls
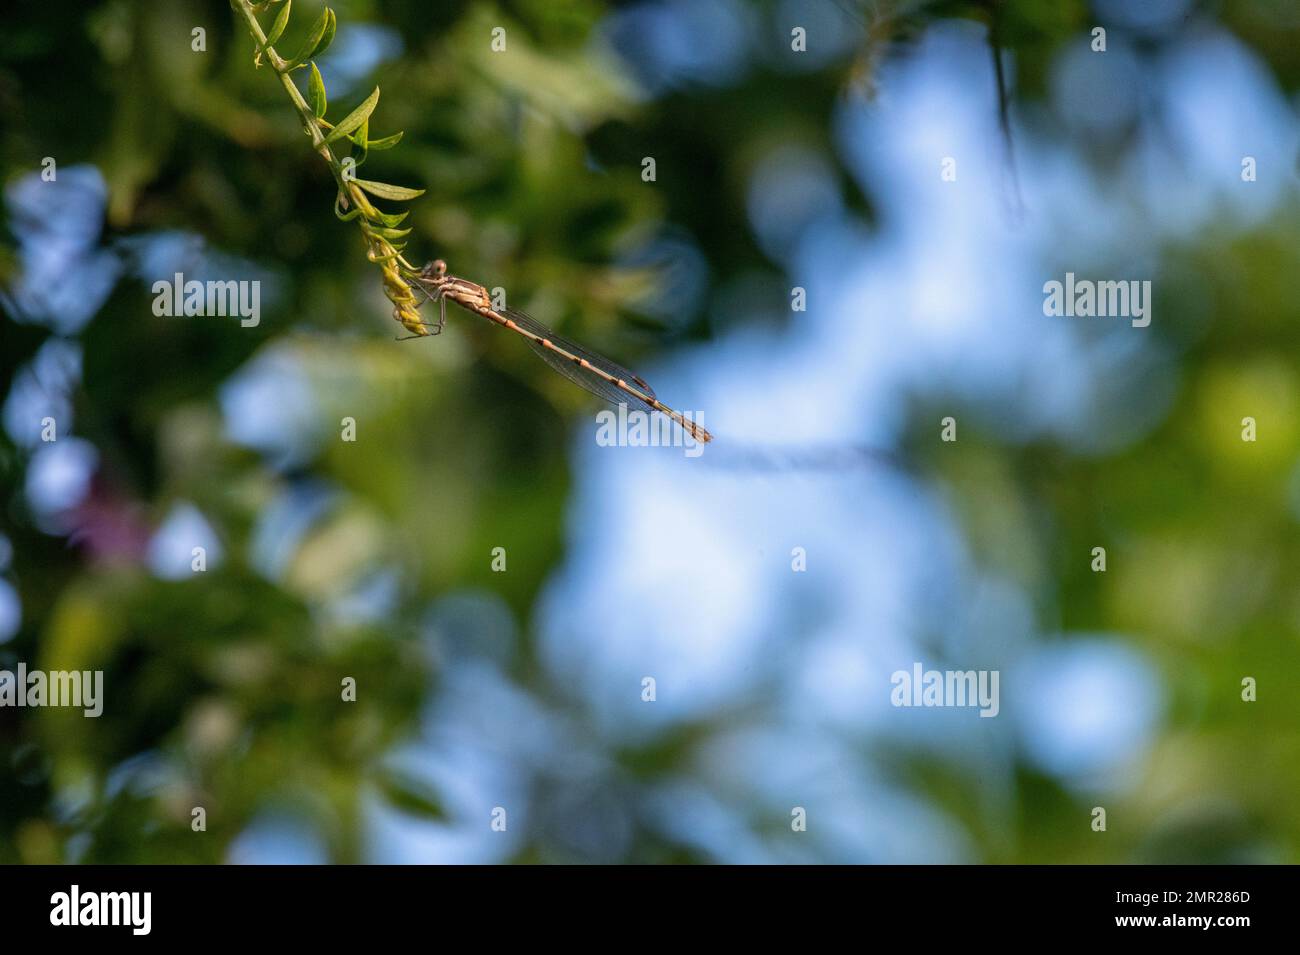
[2,0,1300,863]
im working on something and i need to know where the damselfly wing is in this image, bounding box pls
[411,262,712,444]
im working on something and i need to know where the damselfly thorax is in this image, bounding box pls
[416,259,489,310]
[409,260,712,444]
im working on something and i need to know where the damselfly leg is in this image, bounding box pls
[403,282,448,336]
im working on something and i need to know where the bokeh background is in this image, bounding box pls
[2,0,1299,863]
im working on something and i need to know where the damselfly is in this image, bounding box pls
[409,260,713,444]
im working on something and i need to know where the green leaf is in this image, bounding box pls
[308,62,327,118]
[255,0,290,64]
[285,7,334,70]
[323,86,379,145]
[370,226,412,240]
[372,210,409,228]
[348,118,369,150]
[265,0,291,46]
[365,131,404,151]
[350,119,369,168]
[354,178,425,201]
[311,8,337,58]
[333,194,363,221]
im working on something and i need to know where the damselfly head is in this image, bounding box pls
[423,259,448,278]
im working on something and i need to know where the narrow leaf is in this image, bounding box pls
[308,62,327,118]
[372,210,409,228]
[265,0,291,47]
[354,178,425,201]
[285,7,332,70]
[371,226,412,240]
[348,117,369,150]
[254,0,290,65]
[333,194,362,221]
[350,119,369,168]
[365,131,404,151]
[323,87,379,145]
[310,8,337,59]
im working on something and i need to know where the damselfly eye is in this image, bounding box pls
[432,259,447,276]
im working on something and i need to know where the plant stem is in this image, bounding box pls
[229,0,428,335]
